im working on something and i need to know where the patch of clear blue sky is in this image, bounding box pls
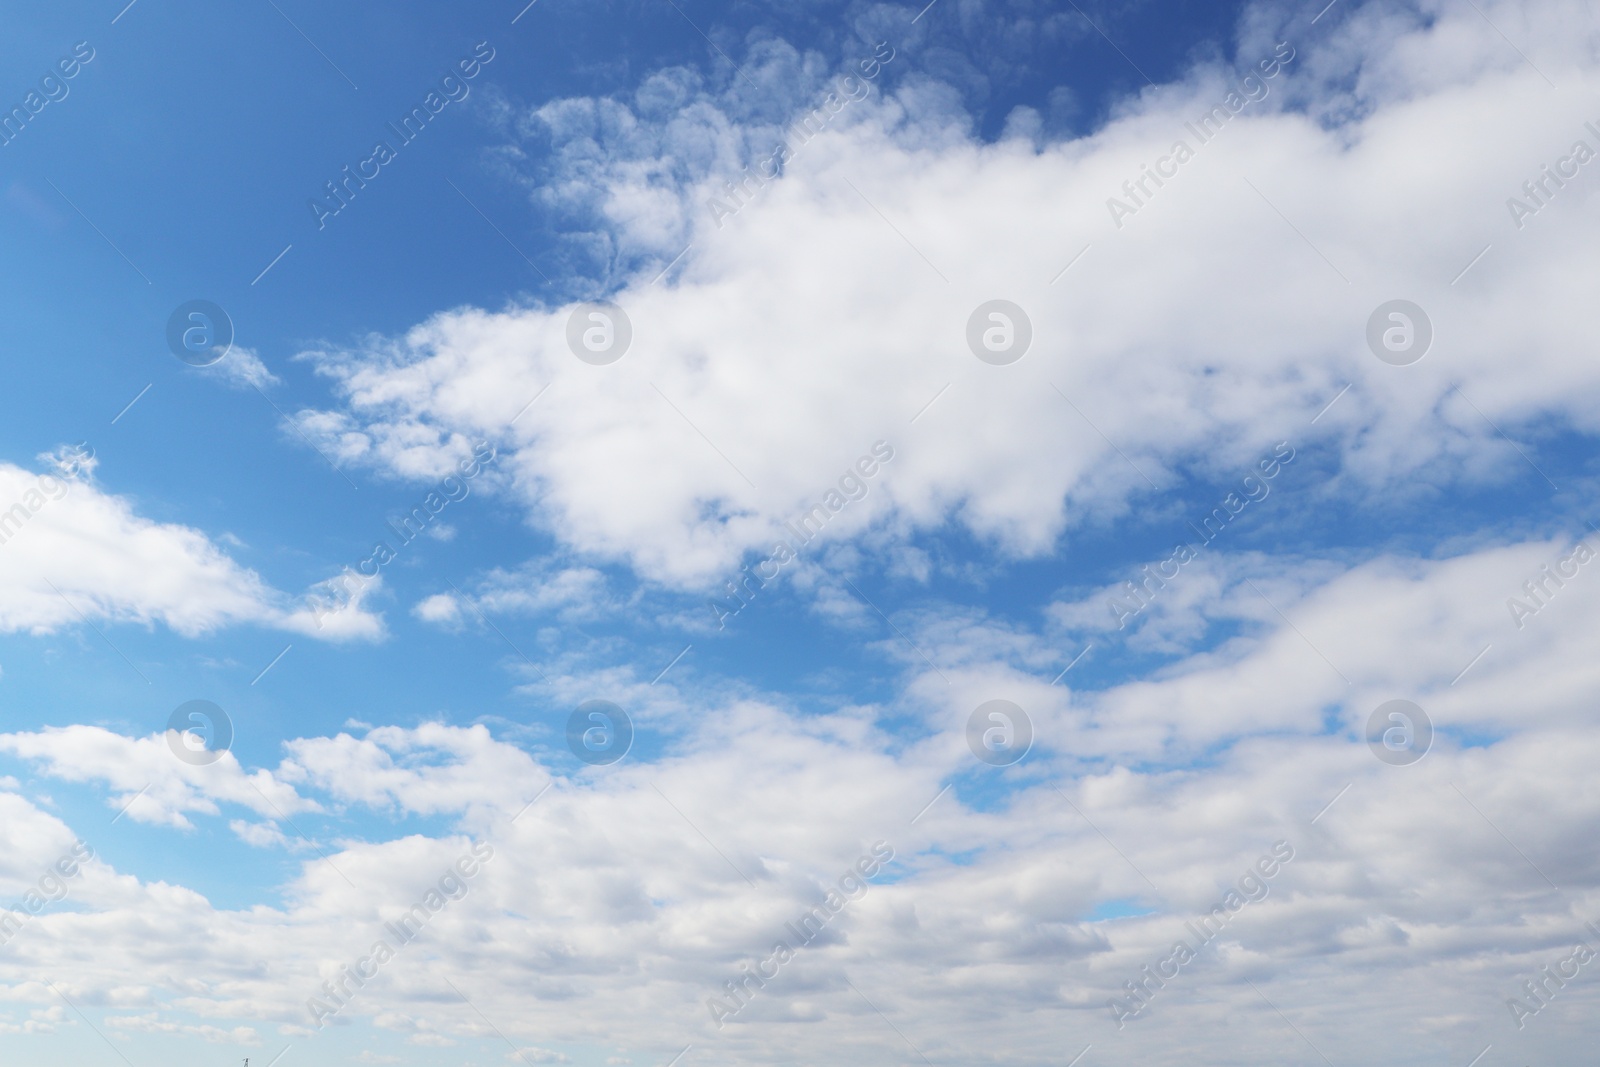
[1087,897,1157,920]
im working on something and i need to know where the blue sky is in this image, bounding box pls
[2,0,1599,1065]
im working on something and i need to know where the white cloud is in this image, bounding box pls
[0,549,1593,1065]
[104,1013,260,1044]
[0,1006,64,1035]
[0,456,383,641]
[279,571,387,642]
[277,723,551,820]
[230,819,297,850]
[291,0,1600,595]
[412,562,611,629]
[0,618,1589,1064]
[197,345,281,390]
[0,727,315,829]
[413,591,462,625]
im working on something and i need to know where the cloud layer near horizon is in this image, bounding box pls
[4,526,1600,1064]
